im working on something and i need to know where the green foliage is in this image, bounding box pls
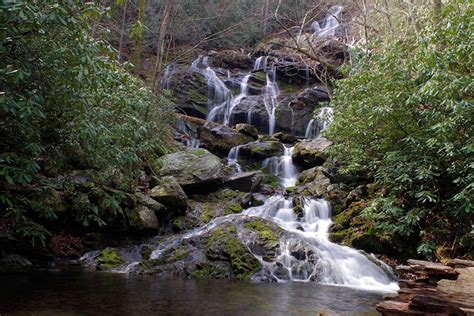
[0,1,174,245]
[325,1,473,258]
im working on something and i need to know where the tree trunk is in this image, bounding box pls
[153,0,174,92]
[118,0,128,61]
[132,0,147,75]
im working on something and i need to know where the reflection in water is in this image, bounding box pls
[0,272,386,315]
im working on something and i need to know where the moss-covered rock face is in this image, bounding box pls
[97,248,125,269]
[205,224,260,280]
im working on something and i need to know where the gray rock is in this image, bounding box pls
[292,137,332,168]
[129,205,159,230]
[149,176,188,211]
[239,140,284,159]
[224,171,263,192]
[198,125,253,155]
[235,123,258,139]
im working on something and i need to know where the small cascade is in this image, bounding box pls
[161,63,176,89]
[225,74,251,125]
[253,56,268,72]
[227,145,242,173]
[243,196,399,291]
[311,5,343,38]
[262,146,298,188]
[176,120,200,148]
[305,107,334,139]
[263,65,280,135]
[192,55,230,122]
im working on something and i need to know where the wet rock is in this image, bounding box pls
[272,132,298,144]
[155,148,224,194]
[0,253,33,272]
[235,123,258,139]
[198,125,254,156]
[239,140,284,159]
[292,137,332,168]
[134,192,167,214]
[223,171,263,192]
[149,176,188,211]
[289,86,330,111]
[128,205,160,231]
[96,248,125,270]
[240,193,266,208]
[165,64,209,119]
[209,50,253,70]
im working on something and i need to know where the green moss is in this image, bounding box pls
[245,220,279,246]
[193,148,208,156]
[201,204,216,223]
[227,203,243,214]
[172,216,187,231]
[97,248,125,269]
[277,80,302,93]
[205,225,260,280]
[285,186,296,193]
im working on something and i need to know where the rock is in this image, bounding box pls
[165,64,209,119]
[0,253,33,272]
[223,171,263,192]
[239,140,284,159]
[295,167,332,196]
[209,50,253,69]
[288,86,330,111]
[128,205,159,231]
[240,193,266,208]
[134,192,167,214]
[377,260,474,316]
[149,176,188,211]
[235,123,258,139]
[292,137,332,168]
[198,124,253,155]
[272,132,298,144]
[155,148,224,194]
[96,248,125,270]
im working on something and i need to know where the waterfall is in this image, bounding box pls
[228,145,242,173]
[225,74,251,125]
[263,65,280,135]
[262,146,298,188]
[305,107,334,139]
[311,5,343,38]
[161,63,176,89]
[192,55,230,123]
[253,56,268,72]
[243,196,399,291]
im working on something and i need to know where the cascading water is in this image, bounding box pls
[161,63,176,89]
[311,5,343,38]
[262,65,280,135]
[242,196,398,291]
[253,56,268,72]
[262,146,298,188]
[305,106,334,139]
[225,74,251,125]
[227,145,242,173]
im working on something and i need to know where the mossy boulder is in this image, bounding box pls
[205,224,260,280]
[128,205,159,231]
[292,138,332,169]
[97,248,125,269]
[150,176,188,211]
[239,140,284,159]
[235,123,258,139]
[155,148,224,194]
[134,192,167,214]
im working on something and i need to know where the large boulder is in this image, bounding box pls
[292,137,332,168]
[134,192,167,215]
[209,50,253,70]
[165,64,209,119]
[150,176,188,211]
[128,205,159,231]
[223,171,263,192]
[239,140,285,159]
[235,123,258,139]
[155,148,224,193]
[289,86,330,111]
[198,124,254,156]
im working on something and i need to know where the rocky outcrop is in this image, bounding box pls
[239,139,284,159]
[224,171,263,192]
[288,86,330,110]
[235,123,258,139]
[208,50,253,70]
[155,148,225,194]
[377,260,474,315]
[198,124,254,155]
[292,137,332,168]
[149,176,188,211]
[128,205,159,231]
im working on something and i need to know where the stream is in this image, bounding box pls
[0,272,387,315]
